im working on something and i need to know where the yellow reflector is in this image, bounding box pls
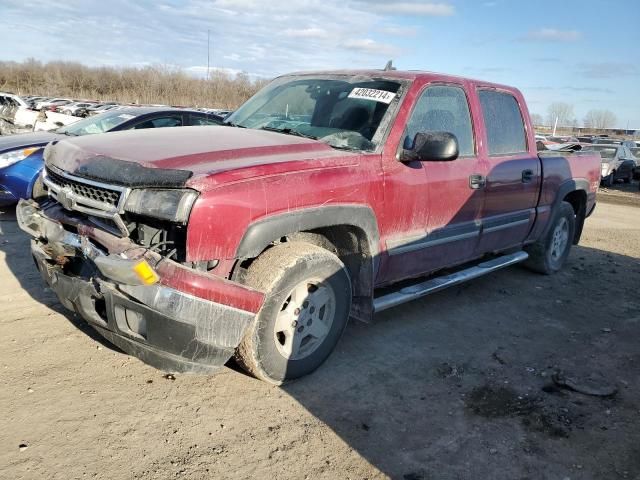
[23,147,39,157]
[132,260,159,285]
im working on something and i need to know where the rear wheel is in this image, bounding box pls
[235,242,352,384]
[524,201,575,275]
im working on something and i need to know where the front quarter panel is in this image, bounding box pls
[0,150,44,204]
[185,158,382,269]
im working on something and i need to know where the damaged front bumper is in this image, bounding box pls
[17,199,264,374]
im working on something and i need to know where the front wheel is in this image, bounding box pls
[31,174,47,200]
[235,242,352,384]
[603,172,615,187]
[524,201,576,275]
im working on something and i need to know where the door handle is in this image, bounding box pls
[469,174,486,189]
[522,169,534,183]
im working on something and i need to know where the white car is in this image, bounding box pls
[0,92,34,127]
[60,102,97,116]
[34,97,72,111]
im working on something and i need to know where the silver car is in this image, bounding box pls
[590,145,636,186]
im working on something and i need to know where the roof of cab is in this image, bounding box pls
[280,69,519,93]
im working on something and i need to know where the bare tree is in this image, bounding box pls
[0,59,267,109]
[546,102,574,126]
[583,109,617,129]
[530,113,544,126]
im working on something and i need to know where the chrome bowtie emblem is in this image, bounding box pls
[57,186,75,210]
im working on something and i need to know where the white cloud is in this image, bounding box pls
[0,0,450,77]
[372,2,454,16]
[342,38,400,56]
[379,25,420,37]
[282,27,329,39]
[524,28,582,42]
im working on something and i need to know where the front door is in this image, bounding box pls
[381,84,485,282]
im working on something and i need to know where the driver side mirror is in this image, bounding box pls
[400,131,459,162]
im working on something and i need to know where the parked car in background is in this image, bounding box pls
[59,102,97,116]
[629,147,640,179]
[35,98,73,111]
[592,137,636,147]
[0,107,223,206]
[587,144,636,186]
[23,96,47,109]
[0,92,33,128]
[85,103,119,116]
[547,135,579,143]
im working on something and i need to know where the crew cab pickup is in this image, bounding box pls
[17,70,601,383]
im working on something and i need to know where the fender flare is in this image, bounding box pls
[235,204,380,260]
[544,178,590,241]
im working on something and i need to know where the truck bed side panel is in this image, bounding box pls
[527,151,600,241]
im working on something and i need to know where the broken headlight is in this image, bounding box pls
[124,189,198,224]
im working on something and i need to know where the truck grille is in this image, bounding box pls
[45,167,122,208]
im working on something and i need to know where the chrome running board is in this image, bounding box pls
[373,251,529,313]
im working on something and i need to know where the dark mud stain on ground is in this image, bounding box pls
[466,384,574,438]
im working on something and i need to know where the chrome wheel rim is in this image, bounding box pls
[273,278,336,361]
[550,217,569,261]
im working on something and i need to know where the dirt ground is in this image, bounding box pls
[1,194,639,480]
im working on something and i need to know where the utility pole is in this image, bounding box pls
[207,29,211,81]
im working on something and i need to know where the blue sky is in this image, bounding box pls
[2,0,639,127]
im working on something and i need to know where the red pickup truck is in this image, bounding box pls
[17,69,601,383]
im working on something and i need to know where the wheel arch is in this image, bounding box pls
[551,179,588,245]
[234,205,381,322]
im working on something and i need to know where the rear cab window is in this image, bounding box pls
[478,90,527,156]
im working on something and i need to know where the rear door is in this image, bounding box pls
[474,88,540,253]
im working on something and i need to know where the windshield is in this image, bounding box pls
[591,146,617,159]
[56,110,137,136]
[225,75,404,151]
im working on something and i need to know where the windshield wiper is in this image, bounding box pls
[59,130,78,136]
[258,126,317,140]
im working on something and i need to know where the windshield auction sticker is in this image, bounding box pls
[348,88,396,104]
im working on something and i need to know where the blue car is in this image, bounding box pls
[0,107,223,206]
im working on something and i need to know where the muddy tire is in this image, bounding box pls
[31,174,47,201]
[235,242,352,384]
[524,201,575,275]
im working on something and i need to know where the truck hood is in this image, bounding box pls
[0,130,61,154]
[44,126,354,188]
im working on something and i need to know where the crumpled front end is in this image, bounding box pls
[17,199,264,374]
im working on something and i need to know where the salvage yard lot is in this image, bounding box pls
[1,198,639,480]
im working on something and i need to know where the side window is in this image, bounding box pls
[403,85,475,156]
[478,90,527,155]
[133,115,183,129]
[190,115,222,126]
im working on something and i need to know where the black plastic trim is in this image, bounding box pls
[235,204,380,260]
